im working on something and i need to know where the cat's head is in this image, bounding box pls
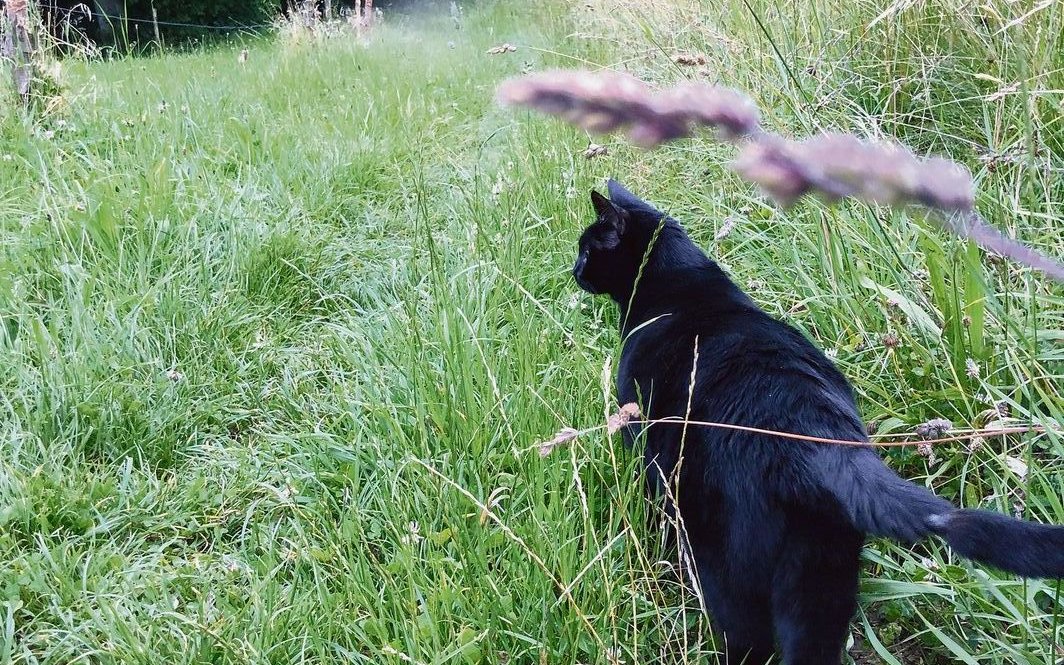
[572,179,672,300]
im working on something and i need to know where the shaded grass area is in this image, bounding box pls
[1,0,1062,663]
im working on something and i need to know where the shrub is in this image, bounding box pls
[124,0,281,38]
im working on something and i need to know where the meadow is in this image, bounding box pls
[0,1,1062,663]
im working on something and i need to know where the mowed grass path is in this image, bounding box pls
[1,1,1062,663]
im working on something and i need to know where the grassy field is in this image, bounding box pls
[1,1,1062,663]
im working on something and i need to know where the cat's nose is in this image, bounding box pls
[572,253,587,279]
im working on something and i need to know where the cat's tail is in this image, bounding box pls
[926,509,1064,579]
[824,449,1064,579]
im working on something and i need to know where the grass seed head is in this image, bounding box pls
[538,427,580,457]
[487,43,518,55]
[583,142,609,159]
[496,70,760,147]
[672,52,707,66]
[916,418,952,439]
[607,402,641,435]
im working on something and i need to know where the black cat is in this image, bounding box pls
[573,179,1064,665]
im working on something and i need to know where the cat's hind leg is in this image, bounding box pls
[700,595,775,665]
[769,530,862,665]
[694,566,776,665]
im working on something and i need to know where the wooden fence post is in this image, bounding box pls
[2,0,37,104]
[150,4,162,50]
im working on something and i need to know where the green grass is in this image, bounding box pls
[1,1,1062,663]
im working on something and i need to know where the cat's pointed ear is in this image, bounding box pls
[590,190,626,237]
[606,179,637,203]
[590,190,613,216]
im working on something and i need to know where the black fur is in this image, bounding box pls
[573,179,1064,665]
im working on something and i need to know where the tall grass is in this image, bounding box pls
[0,1,1060,663]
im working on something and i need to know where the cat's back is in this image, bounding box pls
[619,276,859,433]
[619,282,786,380]
[616,286,773,422]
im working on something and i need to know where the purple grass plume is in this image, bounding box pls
[607,402,641,435]
[496,69,760,147]
[732,132,974,211]
[496,69,1064,282]
[538,427,579,457]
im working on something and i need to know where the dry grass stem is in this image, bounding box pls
[536,414,1050,455]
